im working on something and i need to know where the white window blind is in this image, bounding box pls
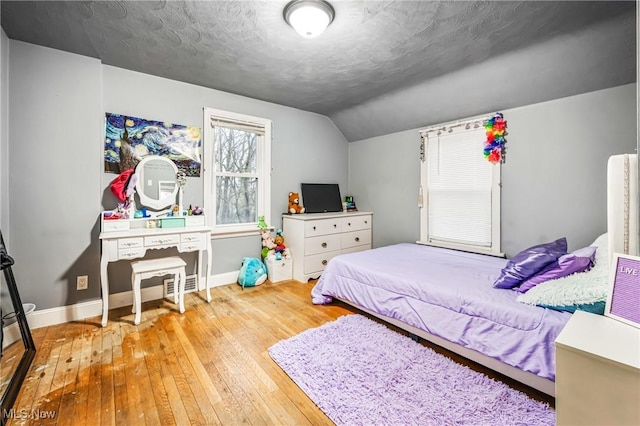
[427,127,492,247]
[210,117,266,135]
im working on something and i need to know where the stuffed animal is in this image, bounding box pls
[237,257,267,289]
[257,216,268,230]
[273,229,291,260]
[261,230,276,259]
[288,192,305,214]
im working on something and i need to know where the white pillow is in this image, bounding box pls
[517,233,609,308]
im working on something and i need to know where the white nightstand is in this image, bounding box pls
[555,310,640,426]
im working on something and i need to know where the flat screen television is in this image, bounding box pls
[301,183,343,213]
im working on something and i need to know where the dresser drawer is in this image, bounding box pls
[304,219,341,237]
[305,234,341,256]
[144,234,180,247]
[341,215,371,232]
[118,247,145,260]
[341,229,371,249]
[117,237,143,249]
[304,251,340,275]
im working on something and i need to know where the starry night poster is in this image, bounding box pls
[104,113,202,177]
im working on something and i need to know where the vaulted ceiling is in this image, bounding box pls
[1,1,636,141]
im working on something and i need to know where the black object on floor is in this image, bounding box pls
[0,230,36,425]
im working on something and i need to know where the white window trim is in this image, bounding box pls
[417,116,503,257]
[203,107,271,237]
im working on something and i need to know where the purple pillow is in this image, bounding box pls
[493,237,567,289]
[516,246,597,293]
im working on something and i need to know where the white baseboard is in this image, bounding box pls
[2,271,239,349]
[207,270,239,288]
[2,299,102,349]
[3,323,21,350]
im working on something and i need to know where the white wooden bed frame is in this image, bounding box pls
[338,153,639,398]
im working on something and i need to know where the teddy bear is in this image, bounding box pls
[273,229,291,260]
[288,192,305,214]
[237,257,267,289]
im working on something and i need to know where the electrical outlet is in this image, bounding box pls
[77,275,88,290]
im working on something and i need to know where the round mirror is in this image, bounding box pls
[135,156,179,210]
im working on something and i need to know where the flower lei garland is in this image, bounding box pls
[483,112,507,164]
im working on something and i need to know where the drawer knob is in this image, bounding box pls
[321,242,327,248]
[355,237,360,242]
[348,222,351,226]
[313,226,316,230]
[333,224,337,228]
[322,260,328,266]
[365,220,368,224]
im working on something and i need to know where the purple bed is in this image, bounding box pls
[311,243,571,393]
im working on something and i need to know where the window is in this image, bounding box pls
[203,107,271,236]
[418,117,502,256]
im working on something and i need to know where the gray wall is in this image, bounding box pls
[1,28,8,235]
[8,41,103,311]
[101,65,348,292]
[349,83,637,257]
[7,41,348,309]
[348,129,421,246]
[1,26,7,314]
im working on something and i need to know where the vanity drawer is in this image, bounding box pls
[180,233,206,252]
[185,216,206,227]
[305,234,341,256]
[144,234,180,247]
[341,229,371,249]
[118,247,145,260]
[102,220,131,232]
[117,237,143,249]
[304,251,340,274]
[181,233,205,244]
[341,215,371,232]
[304,219,341,237]
[180,242,202,252]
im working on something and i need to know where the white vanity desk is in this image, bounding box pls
[100,154,213,327]
[99,223,212,327]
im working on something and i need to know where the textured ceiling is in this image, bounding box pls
[1,1,636,141]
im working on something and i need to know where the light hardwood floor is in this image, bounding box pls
[4,280,552,425]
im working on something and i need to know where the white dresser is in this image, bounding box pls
[555,310,640,426]
[283,212,372,282]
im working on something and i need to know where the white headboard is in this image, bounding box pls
[607,154,638,262]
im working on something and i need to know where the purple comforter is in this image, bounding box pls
[311,243,571,380]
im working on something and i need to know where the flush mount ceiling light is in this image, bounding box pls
[284,0,335,38]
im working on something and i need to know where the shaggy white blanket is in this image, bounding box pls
[518,233,609,307]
